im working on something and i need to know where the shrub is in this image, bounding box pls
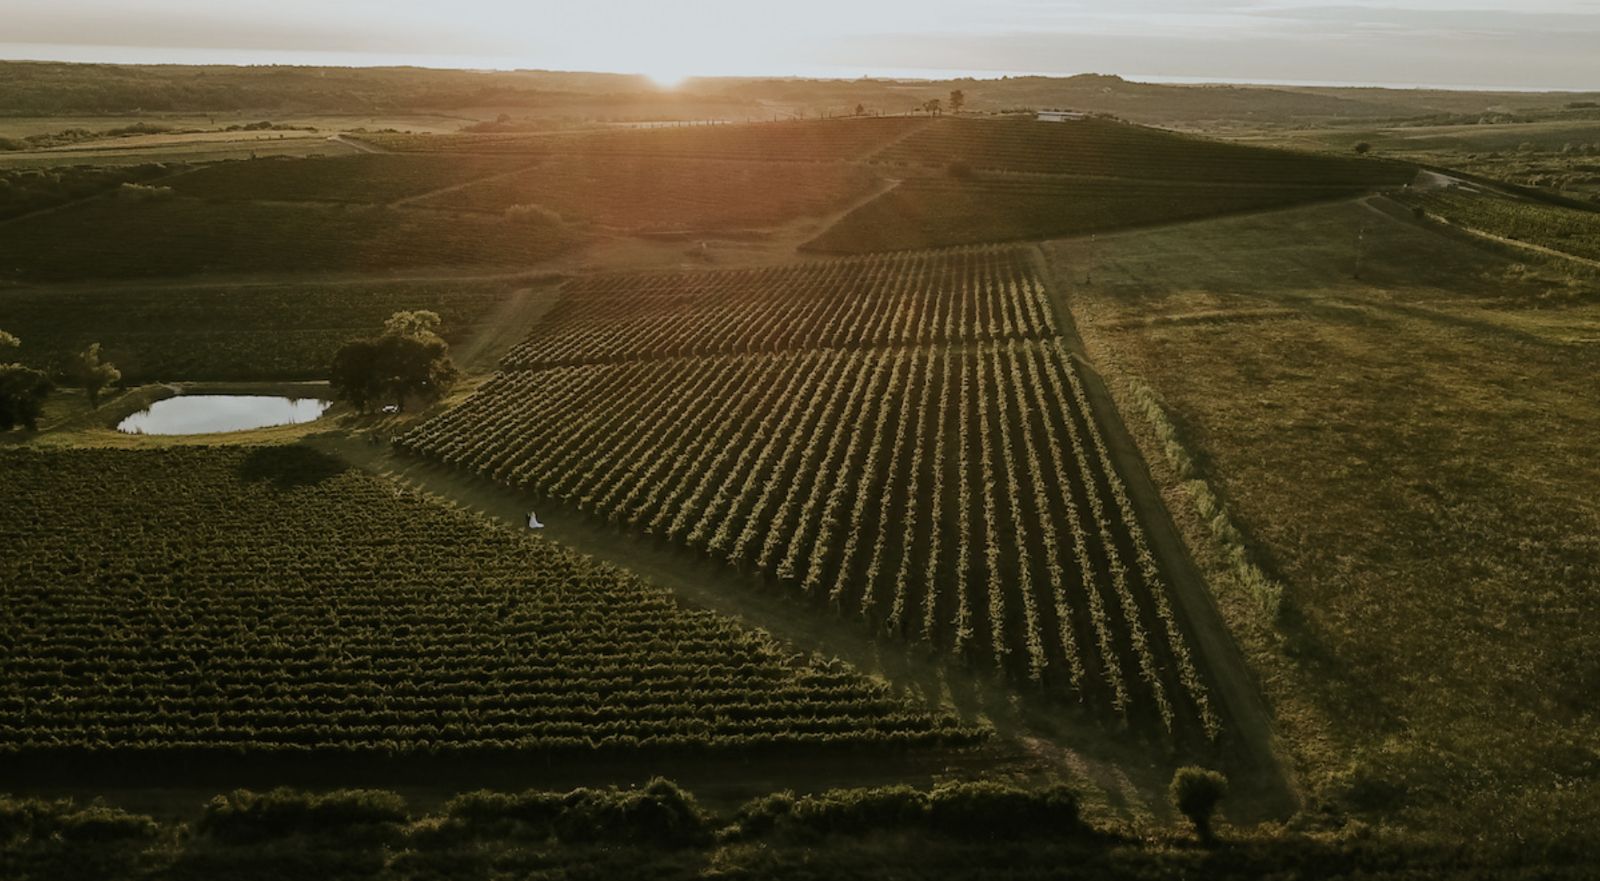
[788,785,928,835]
[437,780,710,849]
[117,182,175,202]
[554,778,711,848]
[731,782,1083,840]
[0,796,158,846]
[927,781,1080,839]
[503,202,563,226]
[729,791,796,838]
[1170,767,1227,842]
[197,788,409,845]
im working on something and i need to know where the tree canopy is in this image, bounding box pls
[0,328,52,432]
[330,311,460,413]
[73,342,121,408]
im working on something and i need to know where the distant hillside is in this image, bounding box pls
[3,61,1597,129]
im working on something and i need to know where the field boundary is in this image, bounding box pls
[1032,245,1298,819]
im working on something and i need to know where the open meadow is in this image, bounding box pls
[1053,197,1600,851]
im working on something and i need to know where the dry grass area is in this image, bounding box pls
[1050,197,1600,851]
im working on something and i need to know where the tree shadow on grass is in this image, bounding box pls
[238,445,350,490]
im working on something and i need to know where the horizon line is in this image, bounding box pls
[1,46,1596,96]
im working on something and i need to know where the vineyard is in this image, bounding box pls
[870,117,1415,185]
[1398,186,1600,262]
[0,446,979,757]
[499,247,1057,368]
[364,117,929,162]
[803,176,1372,253]
[397,247,1219,741]
[0,196,575,282]
[411,154,879,231]
[0,279,522,381]
[165,154,536,204]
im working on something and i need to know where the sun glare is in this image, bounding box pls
[644,67,691,89]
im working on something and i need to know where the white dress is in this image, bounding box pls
[527,512,544,529]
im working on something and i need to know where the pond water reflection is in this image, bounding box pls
[117,395,331,435]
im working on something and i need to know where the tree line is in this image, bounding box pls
[0,329,120,431]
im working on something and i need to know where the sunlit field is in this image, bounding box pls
[3,40,1598,880]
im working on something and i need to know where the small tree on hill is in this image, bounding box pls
[383,310,444,338]
[1169,767,1227,844]
[949,89,965,114]
[0,329,52,432]
[73,342,121,408]
[1353,142,1372,155]
[924,98,943,117]
[854,103,865,117]
[331,310,460,413]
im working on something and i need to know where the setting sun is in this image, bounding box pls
[643,66,691,89]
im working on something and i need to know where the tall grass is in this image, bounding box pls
[1124,377,1283,624]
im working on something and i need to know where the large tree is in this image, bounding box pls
[0,330,52,432]
[331,311,460,413]
[948,89,965,114]
[73,342,121,408]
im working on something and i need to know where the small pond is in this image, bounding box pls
[117,395,331,435]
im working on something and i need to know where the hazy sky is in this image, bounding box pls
[5,1,1598,90]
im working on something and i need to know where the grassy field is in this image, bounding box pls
[0,446,980,767]
[1051,197,1600,852]
[0,195,575,281]
[805,177,1373,253]
[0,279,528,381]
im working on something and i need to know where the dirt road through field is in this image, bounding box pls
[1034,245,1299,820]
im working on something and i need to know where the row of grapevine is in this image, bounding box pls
[0,448,983,756]
[501,246,1057,369]
[398,341,1216,737]
[1397,187,1600,263]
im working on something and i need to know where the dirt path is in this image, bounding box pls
[388,161,544,208]
[329,133,385,154]
[1032,245,1299,821]
[452,282,566,372]
[308,430,1231,826]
